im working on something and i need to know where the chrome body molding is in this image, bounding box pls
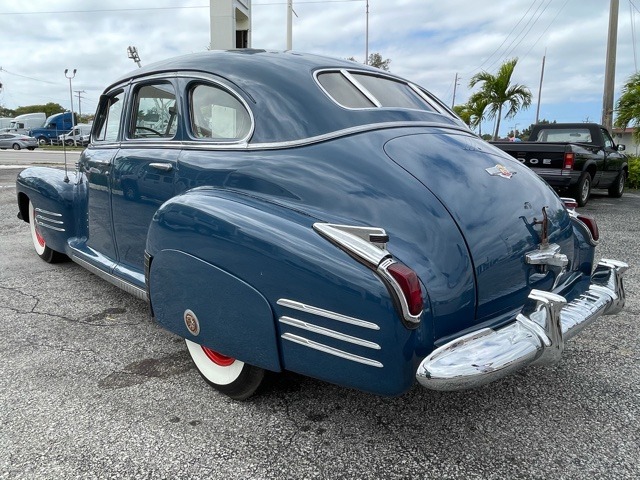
[416,259,628,391]
[525,243,569,268]
[276,298,379,330]
[35,208,66,232]
[312,222,423,325]
[281,333,383,368]
[71,256,148,301]
[279,316,381,350]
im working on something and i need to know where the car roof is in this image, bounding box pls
[104,50,462,143]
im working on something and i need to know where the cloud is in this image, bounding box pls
[0,0,635,135]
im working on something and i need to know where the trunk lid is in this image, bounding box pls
[384,130,576,327]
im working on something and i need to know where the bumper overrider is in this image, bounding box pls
[417,259,628,391]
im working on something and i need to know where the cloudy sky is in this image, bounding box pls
[0,0,637,136]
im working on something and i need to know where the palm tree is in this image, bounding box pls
[615,72,640,142]
[466,92,489,136]
[469,58,532,140]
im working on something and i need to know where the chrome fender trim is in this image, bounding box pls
[416,259,628,391]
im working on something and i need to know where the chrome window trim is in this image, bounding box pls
[282,333,383,368]
[277,298,379,330]
[340,70,382,107]
[279,316,381,350]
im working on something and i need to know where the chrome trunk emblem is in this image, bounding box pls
[485,164,515,179]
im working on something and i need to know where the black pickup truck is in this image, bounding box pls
[492,123,628,206]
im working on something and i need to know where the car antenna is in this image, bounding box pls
[62,136,69,183]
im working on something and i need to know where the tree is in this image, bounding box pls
[452,104,472,126]
[347,52,391,71]
[468,58,532,140]
[520,119,555,140]
[615,72,640,142]
[466,92,489,136]
[14,102,65,118]
[0,105,15,117]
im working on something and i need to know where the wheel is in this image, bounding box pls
[12,143,21,150]
[185,339,264,400]
[37,137,47,146]
[571,172,591,207]
[608,171,626,198]
[27,147,35,151]
[65,140,74,146]
[28,201,67,263]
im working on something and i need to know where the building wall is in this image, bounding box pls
[210,0,251,50]
[612,128,639,156]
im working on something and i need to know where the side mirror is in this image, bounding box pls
[617,144,626,151]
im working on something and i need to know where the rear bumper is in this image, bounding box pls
[416,259,628,391]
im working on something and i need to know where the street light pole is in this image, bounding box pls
[64,69,77,147]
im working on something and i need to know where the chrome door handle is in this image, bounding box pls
[149,163,173,172]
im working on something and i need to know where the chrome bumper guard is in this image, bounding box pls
[416,259,628,391]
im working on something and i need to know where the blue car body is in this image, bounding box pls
[16,51,627,398]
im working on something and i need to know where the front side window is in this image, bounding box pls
[94,90,125,143]
[189,83,252,141]
[601,129,614,149]
[131,83,177,139]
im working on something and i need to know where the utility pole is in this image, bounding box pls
[74,90,86,118]
[365,0,369,64]
[451,73,459,108]
[286,0,292,50]
[127,46,142,68]
[602,0,619,131]
[535,51,546,124]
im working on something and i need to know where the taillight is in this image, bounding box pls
[384,261,424,318]
[577,214,599,242]
[561,198,578,210]
[563,152,575,170]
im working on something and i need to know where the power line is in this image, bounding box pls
[0,67,58,85]
[522,0,569,59]
[466,0,539,75]
[0,1,364,15]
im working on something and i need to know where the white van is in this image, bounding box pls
[58,124,92,146]
[9,112,46,134]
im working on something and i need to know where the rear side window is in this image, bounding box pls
[317,72,375,108]
[189,84,252,141]
[316,70,437,112]
[94,91,125,142]
[351,73,432,110]
[131,83,177,139]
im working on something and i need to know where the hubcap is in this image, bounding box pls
[202,346,235,367]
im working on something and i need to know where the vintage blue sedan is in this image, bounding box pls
[16,50,627,400]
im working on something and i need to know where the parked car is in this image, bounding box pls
[58,124,92,146]
[492,123,628,206]
[0,132,38,150]
[15,51,628,400]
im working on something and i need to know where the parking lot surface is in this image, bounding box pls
[1,162,638,479]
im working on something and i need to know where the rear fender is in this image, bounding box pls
[16,167,84,254]
[146,188,431,395]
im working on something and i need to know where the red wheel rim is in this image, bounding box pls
[32,206,45,247]
[201,346,235,366]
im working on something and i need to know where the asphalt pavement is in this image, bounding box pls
[0,161,638,479]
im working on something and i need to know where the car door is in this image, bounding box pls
[79,89,126,265]
[110,81,180,285]
[601,127,626,185]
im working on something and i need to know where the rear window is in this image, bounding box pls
[317,70,437,112]
[533,128,593,143]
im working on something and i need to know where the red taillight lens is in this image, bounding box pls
[563,152,575,170]
[577,214,599,241]
[387,262,423,316]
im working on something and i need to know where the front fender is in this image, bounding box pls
[16,167,83,254]
[146,188,431,395]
